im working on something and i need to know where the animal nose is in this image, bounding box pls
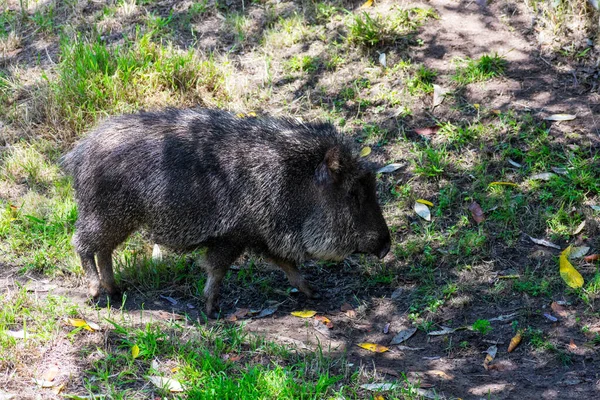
[377,240,391,259]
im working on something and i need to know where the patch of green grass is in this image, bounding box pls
[146,11,174,36]
[0,289,80,369]
[346,12,384,47]
[472,319,492,335]
[513,275,552,297]
[453,54,507,84]
[225,11,251,44]
[262,13,311,49]
[438,121,483,147]
[406,65,436,95]
[284,55,320,73]
[346,7,435,49]
[48,33,229,136]
[31,4,56,34]
[413,145,449,178]
[0,142,78,274]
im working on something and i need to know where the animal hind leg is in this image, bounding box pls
[97,250,120,299]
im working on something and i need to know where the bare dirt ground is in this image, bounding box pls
[1,0,600,399]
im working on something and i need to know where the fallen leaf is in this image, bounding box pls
[560,246,584,289]
[508,330,522,352]
[591,205,600,212]
[340,303,353,312]
[433,84,449,107]
[507,159,522,168]
[360,383,398,391]
[41,366,60,382]
[345,309,357,318]
[569,246,590,259]
[159,294,177,305]
[255,307,277,318]
[0,390,15,400]
[147,376,183,392]
[226,314,238,322]
[427,369,453,380]
[552,167,568,175]
[86,321,101,331]
[397,345,424,351]
[5,330,26,339]
[544,114,576,121]
[360,147,371,157]
[247,112,257,117]
[233,308,250,318]
[152,244,163,262]
[572,221,586,235]
[378,52,386,68]
[428,326,456,336]
[489,181,518,187]
[551,301,568,317]
[568,339,577,351]
[584,254,600,262]
[377,163,402,173]
[414,126,440,136]
[468,201,485,224]
[527,235,561,250]
[389,327,417,345]
[360,0,374,8]
[67,318,99,331]
[488,312,518,322]
[374,396,385,400]
[383,322,390,334]
[314,315,333,328]
[291,310,317,318]
[132,344,140,359]
[530,172,556,181]
[52,383,65,395]
[357,343,389,353]
[483,345,497,370]
[32,378,57,388]
[414,201,431,221]
[416,199,434,207]
[543,313,558,322]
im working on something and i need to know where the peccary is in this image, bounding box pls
[62,108,391,316]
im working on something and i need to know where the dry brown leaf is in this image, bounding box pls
[551,301,568,317]
[340,303,353,312]
[573,221,586,235]
[468,201,485,224]
[427,370,453,380]
[345,309,357,319]
[314,315,333,329]
[584,254,600,262]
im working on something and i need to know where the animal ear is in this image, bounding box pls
[315,147,341,185]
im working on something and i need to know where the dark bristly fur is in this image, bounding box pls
[63,108,391,316]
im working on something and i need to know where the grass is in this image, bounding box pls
[452,54,507,84]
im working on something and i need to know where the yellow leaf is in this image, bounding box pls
[508,330,522,353]
[360,147,371,157]
[374,396,385,400]
[361,0,374,8]
[67,318,88,328]
[236,113,245,118]
[559,246,584,289]
[132,344,140,359]
[489,181,518,187]
[416,199,434,207]
[291,310,317,318]
[357,343,389,353]
[247,112,257,117]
